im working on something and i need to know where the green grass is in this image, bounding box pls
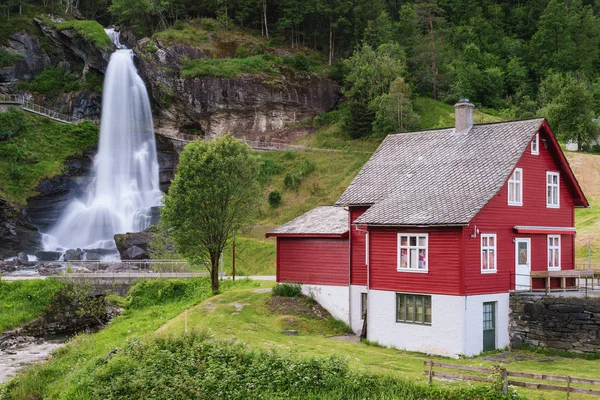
[54,20,111,51]
[0,108,99,205]
[414,96,503,129]
[158,289,600,400]
[0,49,23,68]
[2,278,259,399]
[0,279,65,334]
[222,235,276,276]
[183,54,280,79]
[0,12,39,45]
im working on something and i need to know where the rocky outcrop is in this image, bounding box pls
[0,33,51,89]
[34,18,112,74]
[135,39,341,141]
[0,197,41,259]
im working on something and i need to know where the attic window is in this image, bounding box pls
[508,168,523,206]
[531,133,539,155]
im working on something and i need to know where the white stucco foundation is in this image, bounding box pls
[366,290,509,358]
[301,284,350,324]
[350,285,368,333]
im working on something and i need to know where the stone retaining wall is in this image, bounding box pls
[509,294,600,353]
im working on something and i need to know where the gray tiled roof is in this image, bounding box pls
[267,206,348,235]
[336,118,545,226]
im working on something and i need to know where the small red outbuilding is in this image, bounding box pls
[266,206,349,286]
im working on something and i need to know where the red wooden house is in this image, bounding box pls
[267,100,588,357]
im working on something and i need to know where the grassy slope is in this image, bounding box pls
[565,151,600,261]
[0,108,98,205]
[160,289,600,400]
[233,98,501,276]
[2,279,260,399]
[0,279,65,334]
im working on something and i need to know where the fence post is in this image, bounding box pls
[567,376,571,399]
[428,361,433,385]
[502,368,508,394]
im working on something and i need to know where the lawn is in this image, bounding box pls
[160,288,600,400]
[2,278,260,399]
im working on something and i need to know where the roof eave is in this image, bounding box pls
[265,232,349,239]
[352,222,467,229]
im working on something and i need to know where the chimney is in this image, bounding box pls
[454,99,474,135]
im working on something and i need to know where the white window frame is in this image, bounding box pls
[546,171,560,208]
[531,133,539,155]
[508,168,523,206]
[548,235,561,270]
[397,233,428,273]
[481,234,497,274]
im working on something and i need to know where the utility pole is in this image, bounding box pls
[232,230,236,281]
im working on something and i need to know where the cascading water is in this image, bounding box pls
[42,29,162,254]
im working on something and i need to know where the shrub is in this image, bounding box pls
[0,48,23,68]
[235,44,250,59]
[268,190,281,208]
[172,20,185,30]
[257,157,282,184]
[17,66,80,94]
[199,18,218,32]
[272,282,302,297]
[283,172,301,190]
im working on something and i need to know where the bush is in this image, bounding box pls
[272,282,302,297]
[257,157,283,184]
[268,190,281,208]
[0,48,23,68]
[17,66,80,94]
[283,172,301,190]
[199,18,218,32]
[172,20,185,30]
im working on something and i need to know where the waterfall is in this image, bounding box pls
[104,27,126,49]
[42,31,161,254]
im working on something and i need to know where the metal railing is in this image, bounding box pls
[0,94,88,124]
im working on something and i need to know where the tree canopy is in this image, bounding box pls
[161,135,261,293]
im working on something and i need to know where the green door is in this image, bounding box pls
[483,302,496,351]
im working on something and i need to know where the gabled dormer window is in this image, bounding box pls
[531,133,539,155]
[546,172,560,208]
[508,168,523,206]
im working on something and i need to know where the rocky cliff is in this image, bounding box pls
[135,39,341,141]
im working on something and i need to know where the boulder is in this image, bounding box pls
[0,197,41,259]
[35,251,62,261]
[123,245,147,260]
[63,248,84,261]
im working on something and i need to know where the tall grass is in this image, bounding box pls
[0,279,65,334]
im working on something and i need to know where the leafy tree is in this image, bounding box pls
[372,77,420,135]
[161,135,261,293]
[539,72,600,146]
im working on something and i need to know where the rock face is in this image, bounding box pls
[510,294,600,353]
[0,32,51,89]
[0,197,41,259]
[135,40,341,140]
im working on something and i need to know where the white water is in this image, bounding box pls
[105,27,126,49]
[42,30,161,252]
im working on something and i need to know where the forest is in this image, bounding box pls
[3,0,600,145]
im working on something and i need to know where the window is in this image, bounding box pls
[396,293,431,325]
[508,168,523,206]
[531,133,539,155]
[481,234,497,273]
[361,293,367,320]
[398,234,428,272]
[548,235,561,270]
[546,172,560,208]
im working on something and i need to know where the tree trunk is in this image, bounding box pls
[328,18,333,66]
[211,253,220,294]
[427,12,439,99]
[263,0,269,39]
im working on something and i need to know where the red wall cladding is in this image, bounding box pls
[277,237,349,286]
[368,227,462,295]
[350,206,369,286]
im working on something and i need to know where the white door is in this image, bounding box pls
[515,238,531,291]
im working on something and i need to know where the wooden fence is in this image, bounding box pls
[424,361,600,398]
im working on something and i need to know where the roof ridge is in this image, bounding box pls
[385,117,545,137]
